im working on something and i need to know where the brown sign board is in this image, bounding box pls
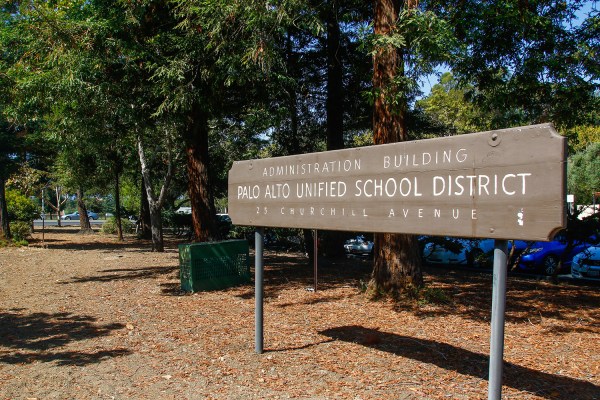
[228,124,566,241]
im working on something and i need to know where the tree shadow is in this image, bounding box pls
[159,282,193,296]
[35,240,155,252]
[30,228,184,252]
[275,293,354,308]
[408,268,600,330]
[0,311,130,366]
[320,325,600,400]
[246,251,599,334]
[57,265,179,284]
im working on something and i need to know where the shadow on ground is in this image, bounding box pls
[237,251,600,334]
[58,266,179,284]
[320,325,600,400]
[0,310,130,366]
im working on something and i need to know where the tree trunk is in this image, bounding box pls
[46,186,67,227]
[55,187,63,227]
[0,177,10,239]
[326,0,344,152]
[149,205,164,252]
[371,233,423,295]
[185,105,218,242]
[373,0,407,143]
[369,0,423,295]
[322,0,348,258]
[137,134,173,252]
[114,170,123,241]
[76,187,94,234]
[139,177,152,239]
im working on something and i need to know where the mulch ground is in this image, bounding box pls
[0,227,598,399]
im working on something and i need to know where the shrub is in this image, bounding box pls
[10,221,32,242]
[101,217,135,234]
[6,189,39,223]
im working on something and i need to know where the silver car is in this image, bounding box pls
[344,236,374,255]
[61,211,99,220]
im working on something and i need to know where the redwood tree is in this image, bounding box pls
[369,0,423,296]
[185,105,218,242]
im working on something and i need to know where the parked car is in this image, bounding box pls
[61,211,99,220]
[511,232,597,275]
[344,235,374,255]
[422,237,495,268]
[571,246,600,279]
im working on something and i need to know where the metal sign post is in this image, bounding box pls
[313,229,318,292]
[488,239,508,400]
[255,227,264,354]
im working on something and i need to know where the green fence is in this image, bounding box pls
[179,239,251,292]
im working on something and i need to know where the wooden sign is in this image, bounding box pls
[228,124,566,241]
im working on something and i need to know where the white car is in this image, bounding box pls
[571,246,600,279]
[344,236,374,255]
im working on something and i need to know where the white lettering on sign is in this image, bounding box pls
[237,185,261,199]
[354,177,423,197]
[383,148,468,169]
[263,159,361,177]
[386,208,479,220]
[296,181,347,198]
[432,173,532,197]
[264,183,291,199]
[237,171,532,205]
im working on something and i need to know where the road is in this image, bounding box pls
[34,219,105,227]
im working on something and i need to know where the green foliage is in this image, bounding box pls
[563,125,600,154]
[118,177,141,218]
[348,131,374,148]
[0,124,23,182]
[403,284,451,306]
[214,197,228,214]
[568,143,600,204]
[6,189,39,223]
[431,1,599,128]
[419,286,451,305]
[101,217,135,235]
[9,221,31,242]
[227,224,255,241]
[416,72,490,134]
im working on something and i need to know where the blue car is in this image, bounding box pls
[61,211,99,220]
[422,237,495,268]
[511,232,596,275]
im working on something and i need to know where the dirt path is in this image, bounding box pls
[0,227,598,399]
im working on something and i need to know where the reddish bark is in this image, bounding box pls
[370,0,423,294]
[0,178,10,239]
[185,106,218,242]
